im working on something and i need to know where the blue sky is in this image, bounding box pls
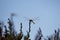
[0,0,60,40]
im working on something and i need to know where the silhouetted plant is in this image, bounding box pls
[48,37,51,40]
[4,25,9,40]
[17,23,23,40]
[54,29,60,40]
[24,19,35,40]
[0,14,60,40]
[0,27,2,40]
[35,27,43,40]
